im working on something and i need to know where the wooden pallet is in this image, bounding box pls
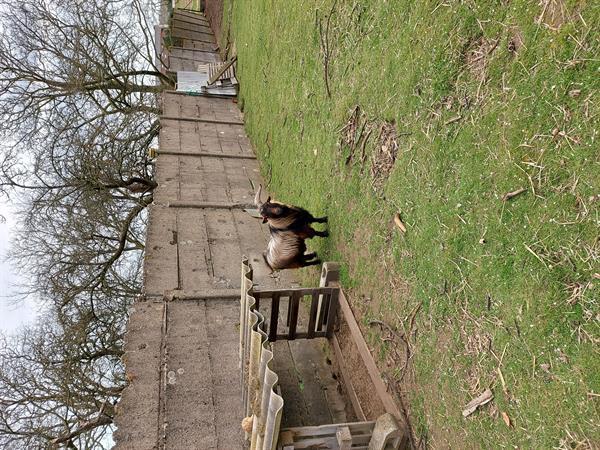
[279,413,404,450]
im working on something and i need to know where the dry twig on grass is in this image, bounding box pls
[316,0,338,99]
[502,187,527,201]
[463,388,494,417]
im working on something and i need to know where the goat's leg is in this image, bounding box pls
[312,216,328,224]
[301,259,322,267]
[303,252,317,260]
[315,230,329,238]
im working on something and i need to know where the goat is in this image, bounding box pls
[254,185,328,270]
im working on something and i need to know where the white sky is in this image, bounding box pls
[0,201,37,333]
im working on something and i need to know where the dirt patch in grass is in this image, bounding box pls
[371,121,400,190]
[537,0,570,30]
[508,27,525,55]
[339,108,402,191]
[465,37,499,82]
[340,105,372,170]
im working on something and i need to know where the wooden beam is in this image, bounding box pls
[275,331,327,340]
[253,287,337,297]
[208,57,237,85]
[326,288,339,338]
[162,90,237,99]
[167,45,218,54]
[336,426,352,450]
[268,293,280,342]
[288,291,300,340]
[307,292,319,339]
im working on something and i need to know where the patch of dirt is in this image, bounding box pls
[339,105,372,169]
[339,107,404,192]
[508,27,525,55]
[371,121,400,190]
[537,0,570,30]
[465,37,499,82]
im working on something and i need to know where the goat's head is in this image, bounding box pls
[254,184,285,223]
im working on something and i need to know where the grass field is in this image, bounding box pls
[219,1,599,447]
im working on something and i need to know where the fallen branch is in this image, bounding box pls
[463,388,494,417]
[317,0,338,99]
[502,187,526,201]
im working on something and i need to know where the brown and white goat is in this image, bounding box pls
[254,185,328,270]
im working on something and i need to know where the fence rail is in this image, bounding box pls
[251,286,339,341]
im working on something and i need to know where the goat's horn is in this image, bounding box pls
[254,184,263,207]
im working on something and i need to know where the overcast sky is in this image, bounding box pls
[0,201,37,333]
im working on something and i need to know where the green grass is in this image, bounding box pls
[220,1,599,447]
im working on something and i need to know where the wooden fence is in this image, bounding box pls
[239,257,408,450]
[252,286,339,341]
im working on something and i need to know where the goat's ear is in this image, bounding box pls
[266,196,271,203]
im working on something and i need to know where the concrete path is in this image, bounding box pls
[113,11,289,450]
[113,87,294,448]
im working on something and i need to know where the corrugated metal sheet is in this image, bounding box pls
[240,258,283,450]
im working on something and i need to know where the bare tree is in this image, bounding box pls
[0,301,128,449]
[0,0,168,446]
[0,0,172,149]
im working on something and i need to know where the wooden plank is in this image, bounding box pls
[268,293,280,342]
[288,292,300,339]
[174,10,209,22]
[282,421,374,436]
[275,331,327,340]
[208,57,237,85]
[337,426,352,450]
[307,293,319,338]
[172,16,210,29]
[332,334,366,421]
[169,46,218,56]
[254,287,337,297]
[146,289,240,301]
[172,19,212,33]
[326,288,339,338]
[317,293,329,331]
[338,290,403,419]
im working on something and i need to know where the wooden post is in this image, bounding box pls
[288,292,300,340]
[307,292,319,338]
[268,293,280,342]
[326,288,339,338]
[316,262,340,330]
[367,413,406,450]
[336,426,352,450]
